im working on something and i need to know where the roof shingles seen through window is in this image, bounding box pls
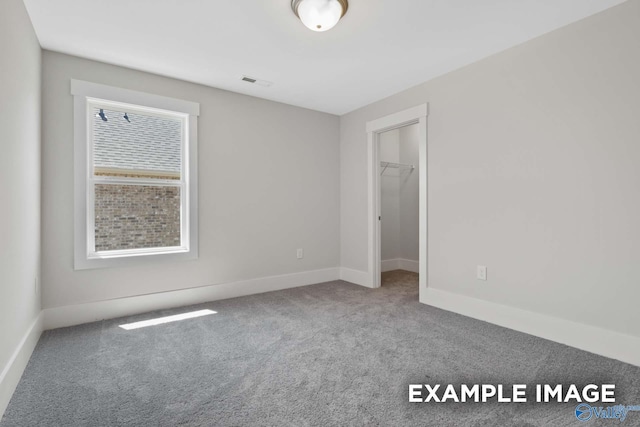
[93,107,181,175]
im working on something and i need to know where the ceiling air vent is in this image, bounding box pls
[240,75,273,87]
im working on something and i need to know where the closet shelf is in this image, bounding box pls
[380,161,415,175]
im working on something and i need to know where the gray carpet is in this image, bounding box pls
[2,271,640,426]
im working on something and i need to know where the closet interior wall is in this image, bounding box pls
[380,124,419,273]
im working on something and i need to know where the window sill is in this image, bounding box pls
[75,247,198,270]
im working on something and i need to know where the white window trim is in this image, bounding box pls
[72,80,199,270]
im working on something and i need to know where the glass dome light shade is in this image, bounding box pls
[293,0,348,32]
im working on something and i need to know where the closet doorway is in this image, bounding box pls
[366,104,428,299]
[379,124,419,289]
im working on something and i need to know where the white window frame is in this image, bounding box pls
[71,80,199,270]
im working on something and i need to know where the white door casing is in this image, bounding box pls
[366,104,428,296]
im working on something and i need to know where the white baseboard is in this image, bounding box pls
[339,267,372,288]
[398,259,419,273]
[44,267,340,330]
[381,259,398,272]
[421,288,640,367]
[381,258,419,273]
[0,313,43,418]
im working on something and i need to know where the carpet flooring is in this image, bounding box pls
[2,271,640,426]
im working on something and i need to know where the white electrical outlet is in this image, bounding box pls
[477,266,487,281]
[297,248,304,259]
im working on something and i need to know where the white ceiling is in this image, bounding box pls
[23,0,627,115]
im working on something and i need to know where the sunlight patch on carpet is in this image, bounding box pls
[119,309,217,330]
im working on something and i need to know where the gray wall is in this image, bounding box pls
[42,51,340,309]
[398,124,419,262]
[0,0,42,398]
[379,129,400,261]
[340,0,640,337]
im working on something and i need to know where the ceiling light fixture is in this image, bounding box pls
[291,0,348,32]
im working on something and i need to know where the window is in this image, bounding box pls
[72,80,199,269]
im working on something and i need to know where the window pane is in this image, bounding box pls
[95,184,181,251]
[92,107,181,180]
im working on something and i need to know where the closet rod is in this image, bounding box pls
[380,161,415,175]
